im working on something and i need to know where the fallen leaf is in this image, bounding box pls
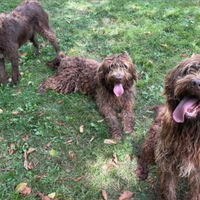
[64,140,73,145]
[57,100,63,104]
[125,154,132,162]
[104,139,117,145]
[74,176,83,182]
[144,31,152,35]
[22,135,29,142]
[79,125,84,133]
[22,53,27,57]
[48,192,56,199]
[23,151,29,170]
[55,121,65,126]
[41,43,45,48]
[119,190,134,200]
[0,109,3,114]
[20,72,24,76]
[113,153,118,163]
[102,190,108,200]
[191,53,196,58]
[70,48,76,53]
[27,148,37,155]
[180,53,187,58]
[9,143,16,155]
[76,136,79,146]
[159,43,168,47]
[89,136,95,143]
[36,191,52,200]
[20,186,31,196]
[69,150,75,161]
[36,174,46,180]
[0,137,3,141]
[49,149,56,157]
[12,111,21,115]
[15,183,27,193]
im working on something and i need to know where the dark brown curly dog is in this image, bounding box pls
[0,0,60,86]
[135,55,200,200]
[38,52,137,139]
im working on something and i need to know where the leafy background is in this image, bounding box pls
[0,0,199,199]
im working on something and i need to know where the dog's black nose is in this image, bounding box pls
[115,76,122,81]
[192,79,200,90]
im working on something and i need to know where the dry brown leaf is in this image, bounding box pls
[20,186,32,196]
[55,121,65,126]
[74,176,83,182]
[180,53,187,58]
[76,136,79,146]
[102,190,108,200]
[0,137,4,142]
[27,148,37,155]
[22,135,29,142]
[104,139,117,145]
[23,151,29,170]
[89,136,95,143]
[12,111,21,115]
[9,143,16,155]
[79,125,84,133]
[41,43,45,48]
[105,162,119,170]
[70,48,76,53]
[36,191,52,200]
[113,153,118,163]
[69,150,75,161]
[22,53,27,57]
[119,190,134,200]
[36,174,46,180]
[57,100,63,104]
[125,154,132,162]
[64,140,73,145]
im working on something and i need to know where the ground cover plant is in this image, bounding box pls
[0,0,200,199]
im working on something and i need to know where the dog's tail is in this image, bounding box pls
[46,52,66,68]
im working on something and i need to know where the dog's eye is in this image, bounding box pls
[188,67,197,74]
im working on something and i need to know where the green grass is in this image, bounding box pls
[0,0,199,199]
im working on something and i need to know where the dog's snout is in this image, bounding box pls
[191,79,200,90]
[115,76,122,81]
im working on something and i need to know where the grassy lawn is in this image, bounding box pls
[0,0,199,199]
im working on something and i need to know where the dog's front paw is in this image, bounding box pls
[38,84,47,94]
[134,167,149,181]
[110,127,123,140]
[123,123,134,134]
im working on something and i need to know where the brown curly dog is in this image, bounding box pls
[0,0,60,86]
[135,55,200,200]
[38,52,137,139]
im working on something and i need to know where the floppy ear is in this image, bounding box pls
[129,63,137,82]
[162,65,181,98]
[97,61,109,85]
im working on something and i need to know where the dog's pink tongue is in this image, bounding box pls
[173,96,199,123]
[113,84,124,97]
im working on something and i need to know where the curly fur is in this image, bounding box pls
[135,55,200,200]
[38,52,137,139]
[0,0,60,86]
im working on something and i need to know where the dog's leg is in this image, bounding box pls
[135,135,155,180]
[10,53,19,85]
[38,24,60,53]
[30,33,39,56]
[121,101,134,133]
[98,102,122,139]
[0,57,7,86]
[160,171,178,200]
[187,172,200,200]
